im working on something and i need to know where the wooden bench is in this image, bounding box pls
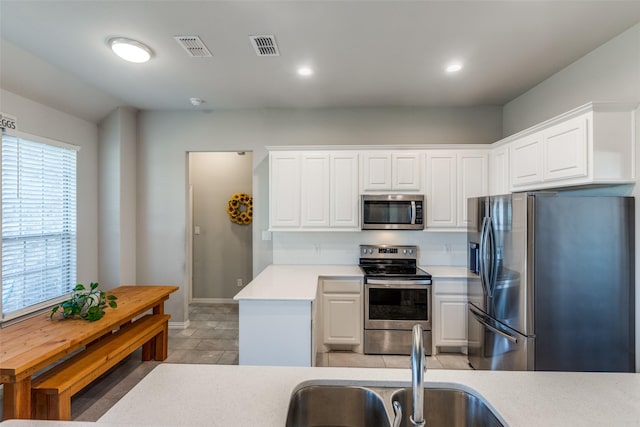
[30,314,170,420]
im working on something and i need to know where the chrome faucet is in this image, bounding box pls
[410,324,426,427]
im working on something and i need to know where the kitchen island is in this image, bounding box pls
[5,363,638,426]
[233,264,468,365]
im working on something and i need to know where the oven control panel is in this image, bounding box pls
[360,245,418,259]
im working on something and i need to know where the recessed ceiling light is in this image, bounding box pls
[190,97,205,106]
[109,37,152,63]
[297,66,314,77]
[445,62,463,73]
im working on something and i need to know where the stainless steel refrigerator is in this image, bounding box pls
[467,192,635,372]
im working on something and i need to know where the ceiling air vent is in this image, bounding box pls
[174,35,212,57]
[249,35,280,57]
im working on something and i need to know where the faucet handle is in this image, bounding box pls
[392,400,403,427]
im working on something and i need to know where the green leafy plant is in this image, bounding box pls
[50,282,118,322]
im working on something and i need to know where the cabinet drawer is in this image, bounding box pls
[322,279,362,293]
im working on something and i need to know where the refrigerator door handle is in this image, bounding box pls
[479,217,490,296]
[470,307,519,344]
[487,218,497,297]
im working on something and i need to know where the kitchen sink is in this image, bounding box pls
[390,387,504,427]
[285,383,505,427]
[285,385,391,427]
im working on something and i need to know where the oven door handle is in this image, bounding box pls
[366,279,432,286]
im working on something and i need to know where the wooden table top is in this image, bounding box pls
[0,285,178,382]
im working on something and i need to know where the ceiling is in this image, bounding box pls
[1,1,640,123]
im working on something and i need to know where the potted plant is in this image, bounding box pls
[50,282,118,322]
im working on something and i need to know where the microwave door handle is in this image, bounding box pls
[410,201,416,225]
[469,307,518,344]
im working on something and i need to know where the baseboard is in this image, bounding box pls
[169,320,191,330]
[191,298,238,304]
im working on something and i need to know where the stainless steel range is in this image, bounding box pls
[360,245,432,355]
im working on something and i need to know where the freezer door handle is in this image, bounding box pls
[469,307,519,344]
[486,218,497,297]
[479,217,490,296]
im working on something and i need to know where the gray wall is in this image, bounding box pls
[97,107,138,290]
[502,22,640,372]
[189,152,253,300]
[503,23,640,135]
[135,107,503,323]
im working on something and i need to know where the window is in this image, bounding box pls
[1,131,78,320]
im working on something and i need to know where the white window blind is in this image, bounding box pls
[1,132,77,320]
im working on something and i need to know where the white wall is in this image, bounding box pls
[0,89,99,285]
[273,231,467,267]
[503,23,640,372]
[136,107,502,323]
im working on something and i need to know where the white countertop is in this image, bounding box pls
[234,264,470,301]
[91,363,640,427]
[233,264,363,300]
[422,265,472,278]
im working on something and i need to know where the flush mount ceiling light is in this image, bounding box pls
[189,97,205,106]
[445,62,463,73]
[297,66,314,77]
[109,37,152,63]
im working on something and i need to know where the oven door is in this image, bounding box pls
[364,281,432,330]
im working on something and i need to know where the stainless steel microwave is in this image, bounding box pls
[361,194,424,230]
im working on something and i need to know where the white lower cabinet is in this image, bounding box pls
[433,278,468,351]
[320,279,363,351]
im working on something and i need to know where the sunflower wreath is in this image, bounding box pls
[226,193,253,225]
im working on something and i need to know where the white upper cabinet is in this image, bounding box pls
[330,153,360,228]
[270,152,300,228]
[506,102,636,191]
[270,151,359,230]
[510,134,544,188]
[425,150,488,230]
[489,145,510,196]
[301,153,330,228]
[457,151,489,227]
[425,152,456,228]
[542,115,587,182]
[362,151,421,192]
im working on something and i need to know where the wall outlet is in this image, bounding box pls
[236,278,243,287]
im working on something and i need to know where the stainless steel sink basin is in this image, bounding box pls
[389,387,504,427]
[285,385,391,427]
[285,384,505,427]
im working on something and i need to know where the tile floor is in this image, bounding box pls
[0,303,470,422]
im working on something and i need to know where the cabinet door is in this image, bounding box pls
[362,152,392,191]
[434,294,468,347]
[392,152,421,191]
[322,293,362,345]
[490,146,509,196]
[425,151,456,228]
[543,115,587,182]
[301,153,330,228]
[270,152,300,228]
[330,153,359,228]
[510,134,543,188]
[457,151,488,227]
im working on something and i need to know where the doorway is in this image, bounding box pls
[188,152,253,302]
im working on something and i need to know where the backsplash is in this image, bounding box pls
[272,231,467,266]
